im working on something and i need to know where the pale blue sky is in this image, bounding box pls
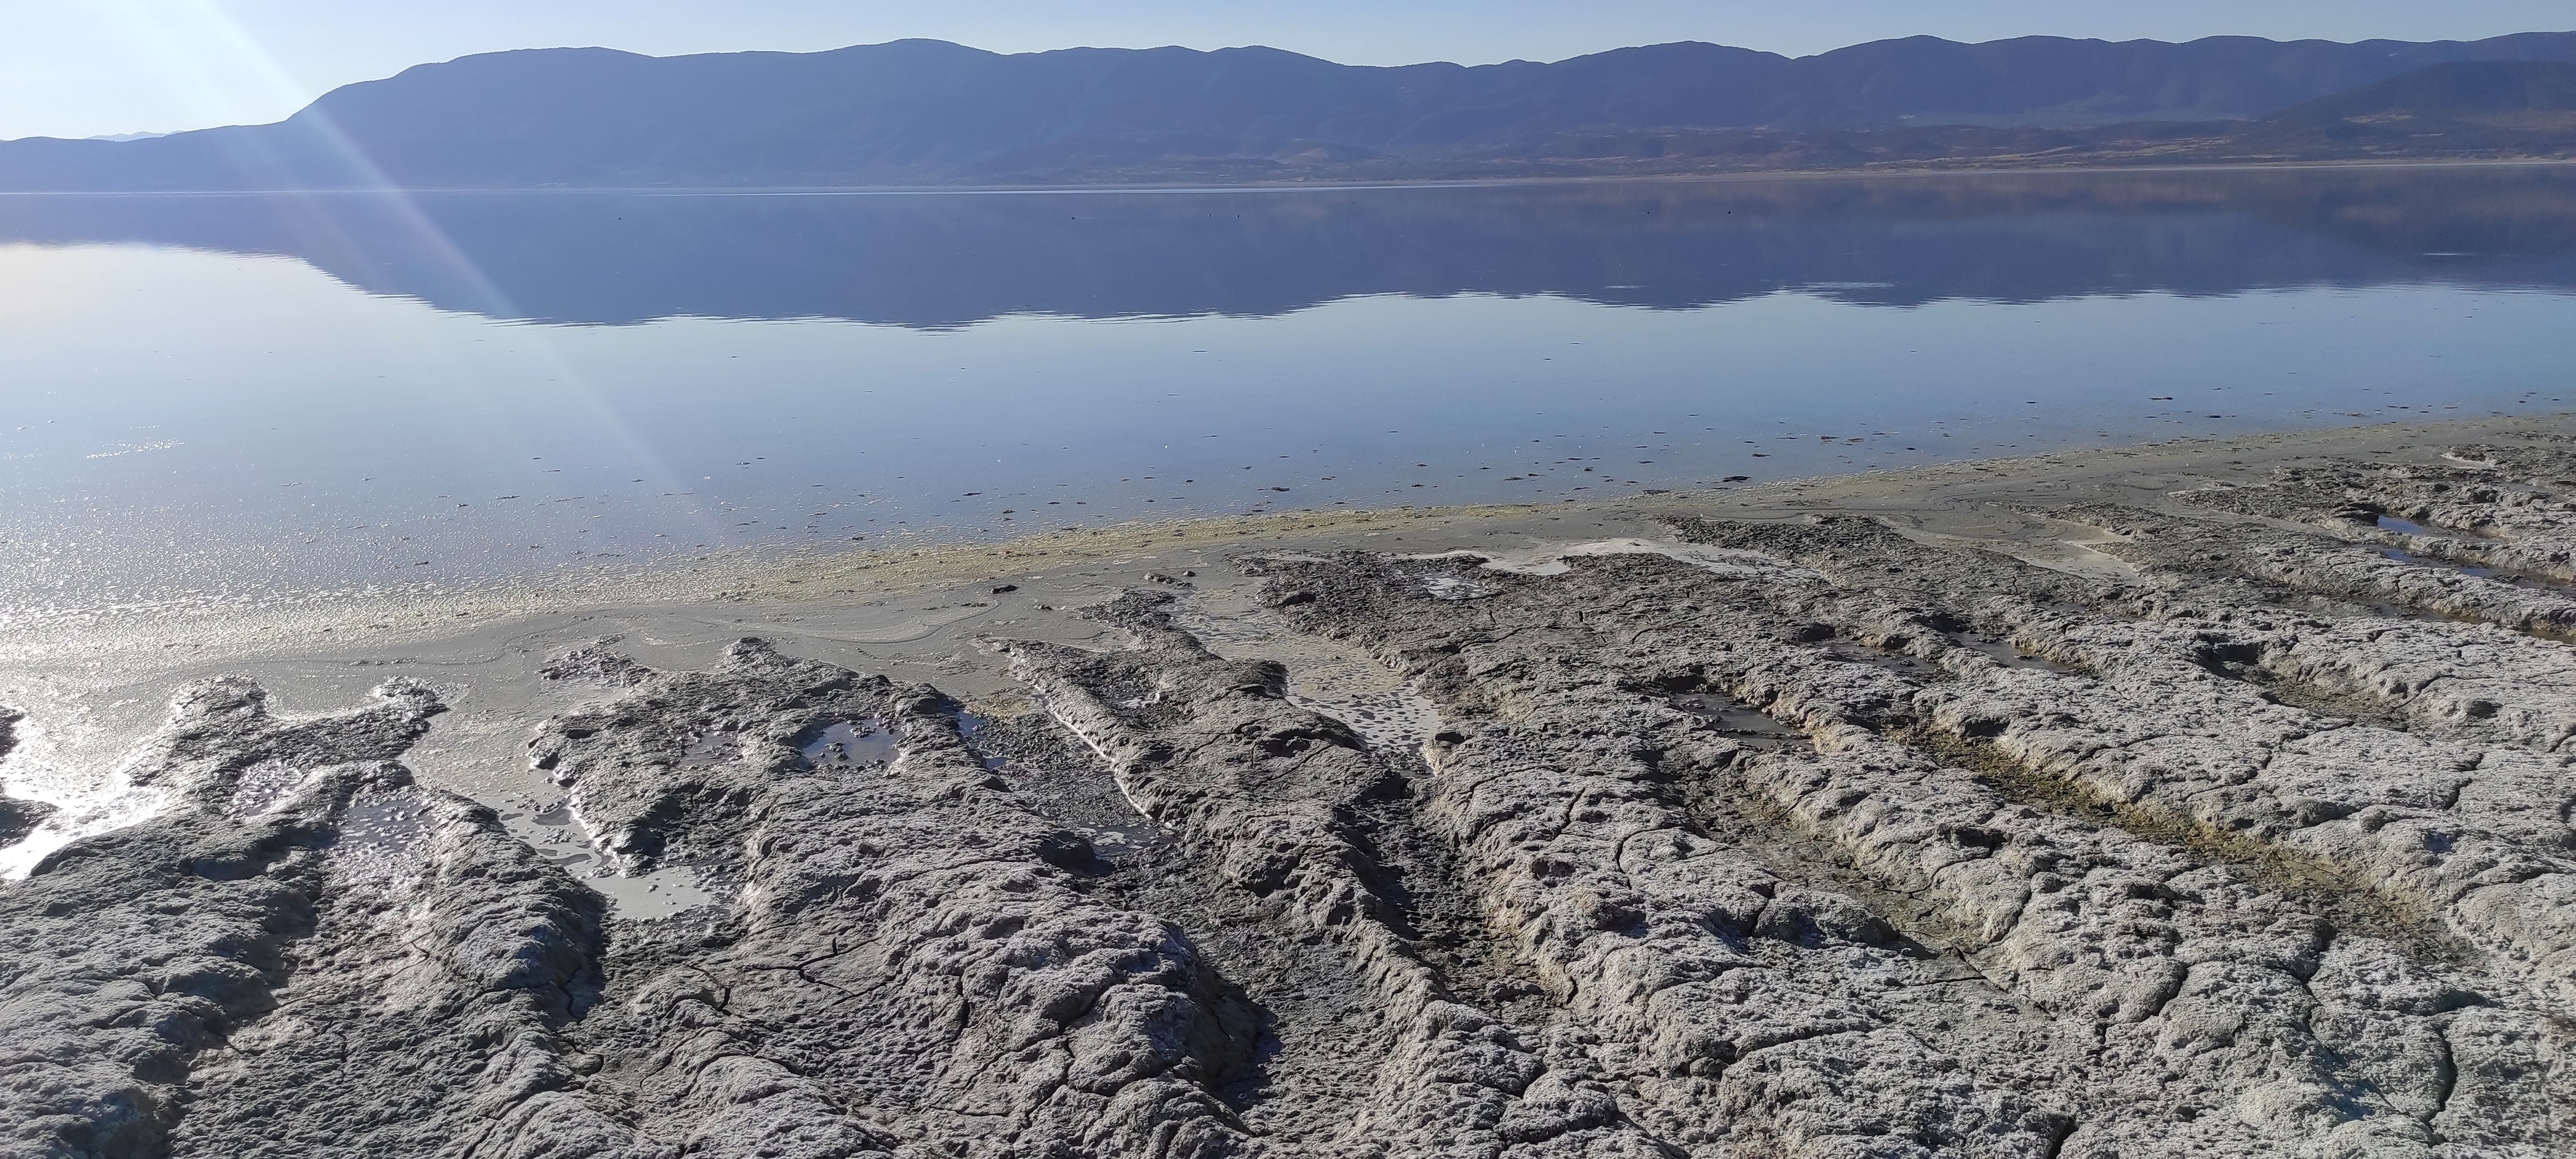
[6,1,2573,140]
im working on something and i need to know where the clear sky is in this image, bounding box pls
[6,0,2574,140]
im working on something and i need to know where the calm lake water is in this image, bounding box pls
[3,165,2574,606]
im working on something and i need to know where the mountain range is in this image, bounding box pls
[6,32,2576,189]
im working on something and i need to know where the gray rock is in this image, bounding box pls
[1043,586,2074,1156]
[996,594,1673,1157]
[0,679,617,1159]
[530,639,1257,1158]
[10,473,2576,1156]
[1247,526,2568,1155]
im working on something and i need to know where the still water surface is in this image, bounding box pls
[3,165,2574,606]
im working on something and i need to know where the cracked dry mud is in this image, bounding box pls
[11,444,2576,1156]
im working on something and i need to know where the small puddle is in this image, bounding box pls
[334,792,434,859]
[2375,513,2448,538]
[515,800,593,870]
[2376,544,2576,597]
[496,790,723,920]
[1668,692,1807,749]
[796,719,899,770]
[593,866,723,919]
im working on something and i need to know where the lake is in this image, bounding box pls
[3,164,2574,608]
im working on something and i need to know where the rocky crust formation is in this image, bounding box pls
[8,442,2576,1156]
[1,680,614,1158]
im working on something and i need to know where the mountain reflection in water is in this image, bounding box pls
[3,165,2574,607]
[6,165,2576,326]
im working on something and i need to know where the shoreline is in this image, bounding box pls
[7,406,2576,1148]
[2,411,2566,850]
[3,155,2573,198]
[11,412,2571,680]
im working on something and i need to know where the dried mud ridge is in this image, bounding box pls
[13,443,2576,1157]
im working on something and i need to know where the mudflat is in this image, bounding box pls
[6,414,2574,1156]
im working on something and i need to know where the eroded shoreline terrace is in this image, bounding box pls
[4,416,2574,1155]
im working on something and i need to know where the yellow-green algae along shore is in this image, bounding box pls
[4,413,2563,681]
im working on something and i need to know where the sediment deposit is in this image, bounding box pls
[7,428,2576,1157]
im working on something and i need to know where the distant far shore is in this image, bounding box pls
[3,154,2573,199]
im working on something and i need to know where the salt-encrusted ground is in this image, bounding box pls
[7,421,2574,1157]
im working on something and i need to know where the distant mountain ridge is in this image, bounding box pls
[5,32,2576,189]
[2267,59,2576,124]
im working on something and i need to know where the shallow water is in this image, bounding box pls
[797,719,898,770]
[3,166,2575,608]
[2376,514,2450,537]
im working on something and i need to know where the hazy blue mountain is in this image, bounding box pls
[2263,59,2576,123]
[2206,61,2576,158]
[5,32,2576,189]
